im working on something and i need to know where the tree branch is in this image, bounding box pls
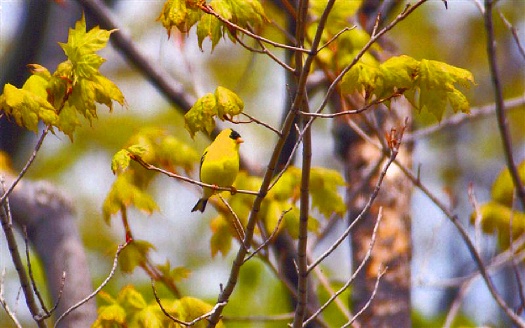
[484,0,525,209]
[4,175,97,327]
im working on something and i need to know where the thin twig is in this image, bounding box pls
[53,242,130,328]
[0,180,47,328]
[342,266,387,328]
[484,0,525,210]
[217,194,246,246]
[24,227,64,319]
[243,208,289,263]
[292,97,314,327]
[152,281,226,326]
[131,155,259,196]
[0,126,50,204]
[304,208,383,326]
[499,11,525,61]
[199,4,310,53]
[397,155,525,327]
[509,196,525,315]
[0,268,23,328]
[307,132,402,273]
[239,112,282,136]
[223,312,294,322]
[300,93,402,118]
[317,26,355,52]
[233,34,294,72]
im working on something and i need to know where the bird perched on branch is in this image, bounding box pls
[192,128,243,212]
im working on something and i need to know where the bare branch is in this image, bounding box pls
[199,4,309,53]
[499,11,525,61]
[131,155,259,197]
[54,242,130,328]
[304,208,384,326]
[484,0,525,209]
[396,156,525,327]
[343,266,387,328]
[308,133,401,273]
[0,181,47,328]
[0,268,23,328]
[317,26,356,52]
[217,194,246,246]
[236,112,282,136]
[0,126,50,204]
[243,208,289,263]
[24,227,64,319]
[152,280,226,327]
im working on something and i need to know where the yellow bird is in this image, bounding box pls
[192,128,244,212]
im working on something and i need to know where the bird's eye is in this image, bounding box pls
[229,129,241,140]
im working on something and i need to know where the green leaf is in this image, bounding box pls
[491,160,525,207]
[270,167,300,201]
[184,93,218,137]
[92,303,127,328]
[158,0,202,35]
[214,86,244,119]
[340,55,475,121]
[133,305,165,328]
[416,59,475,120]
[119,240,156,273]
[59,14,116,79]
[210,216,233,257]
[157,261,191,282]
[111,149,132,174]
[376,55,419,100]
[158,135,200,174]
[56,103,82,139]
[310,167,346,217]
[178,297,225,327]
[197,12,223,50]
[102,173,159,223]
[93,74,125,111]
[117,285,148,312]
[0,83,58,132]
[473,201,525,249]
[228,0,268,27]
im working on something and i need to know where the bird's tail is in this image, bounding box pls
[191,198,208,212]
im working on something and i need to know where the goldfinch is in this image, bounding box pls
[191,128,243,212]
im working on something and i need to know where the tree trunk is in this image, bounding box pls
[336,105,413,327]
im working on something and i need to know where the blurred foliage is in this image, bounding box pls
[472,160,525,249]
[412,310,476,328]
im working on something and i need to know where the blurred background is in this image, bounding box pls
[0,0,524,326]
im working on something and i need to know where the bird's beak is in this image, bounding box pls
[236,137,244,144]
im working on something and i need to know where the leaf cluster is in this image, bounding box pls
[472,160,525,248]
[0,15,124,140]
[158,0,268,50]
[184,86,244,137]
[93,285,223,328]
[341,55,475,121]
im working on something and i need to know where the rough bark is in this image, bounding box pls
[336,104,413,327]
